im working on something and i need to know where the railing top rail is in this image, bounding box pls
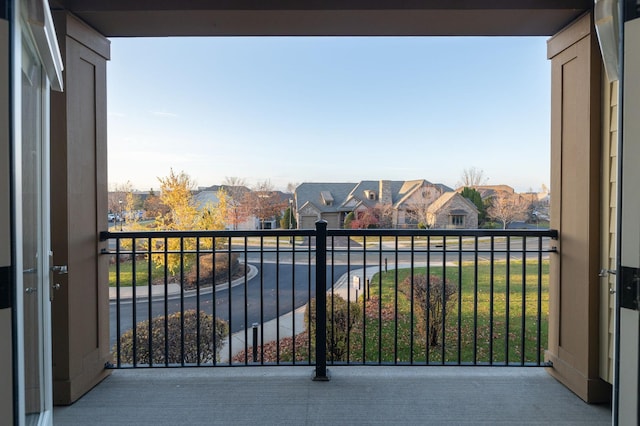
[101,228,558,241]
[100,229,317,241]
[326,228,558,238]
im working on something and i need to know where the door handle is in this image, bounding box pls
[51,265,68,274]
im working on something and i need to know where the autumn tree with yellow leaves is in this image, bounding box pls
[151,169,230,275]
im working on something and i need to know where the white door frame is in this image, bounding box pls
[11,0,61,424]
[614,3,640,425]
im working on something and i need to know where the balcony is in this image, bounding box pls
[53,367,611,425]
[53,225,609,424]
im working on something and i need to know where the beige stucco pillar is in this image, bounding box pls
[50,11,111,405]
[545,12,611,403]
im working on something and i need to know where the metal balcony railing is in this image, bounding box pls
[100,223,558,378]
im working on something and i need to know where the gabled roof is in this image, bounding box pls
[347,180,406,207]
[427,192,479,214]
[193,191,220,209]
[295,182,356,214]
[296,180,457,214]
[458,185,515,200]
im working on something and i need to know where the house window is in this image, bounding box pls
[450,215,465,227]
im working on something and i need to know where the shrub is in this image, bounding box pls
[399,274,457,347]
[117,309,228,365]
[343,212,355,229]
[183,253,241,289]
[306,295,362,362]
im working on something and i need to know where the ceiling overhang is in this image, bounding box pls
[50,1,592,37]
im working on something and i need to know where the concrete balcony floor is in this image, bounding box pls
[54,367,611,425]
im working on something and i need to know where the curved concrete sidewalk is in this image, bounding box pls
[219,265,391,362]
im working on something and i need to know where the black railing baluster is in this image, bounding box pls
[441,236,447,364]
[489,236,495,365]
[313,220,328,381]
[276,237,280,364]
[505,235,511,365]
[196,237,201,366]
[227,237,232,364]
[346,235,351,364]
[307,236,312,366]
[362,235,367,364]
[521,237,527,366]
[163,237,168,366]
[457,235,462,364]
[474,236,479,365]
[426,235,431,365]
[394,235,399,364]
[378,235,382,364]
[244,237,249,365]
[291,234,296,364]
[147,237,153,367]
[259,236,264,365]
[537,236,543,366]
[115,236,122,368]
[180,237,185,366]
[212,237,217,366]
[330,236,335,366]
[410,236,415,365]
[132,238,137,368]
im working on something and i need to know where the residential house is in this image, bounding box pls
[426,192,479,229]
[294,180,471,229]
[295,182,356,229]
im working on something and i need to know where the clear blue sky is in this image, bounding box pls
[107,36,550,193]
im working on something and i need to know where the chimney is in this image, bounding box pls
[379,180,392,205]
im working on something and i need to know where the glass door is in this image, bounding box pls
[20,30,52,426]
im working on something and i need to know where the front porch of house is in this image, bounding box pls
[53,367,611,425]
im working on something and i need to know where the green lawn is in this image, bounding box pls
[331,259,549,365]
[109,258,156,287]
[258,259,549,366]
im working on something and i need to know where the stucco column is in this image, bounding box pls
[546,12,611,403]
[50,11,111,405]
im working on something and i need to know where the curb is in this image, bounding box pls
[109,263,259,303]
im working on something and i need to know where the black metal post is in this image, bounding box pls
[252,323,259,363]
[366,278,370,301]
[313,220,329,381]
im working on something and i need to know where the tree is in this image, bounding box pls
[460,187,488,225]
[399,274,457,347]
[459,167,488,188]
[280,206,297,230]
[156,169,199,230]
[244,180,286,229]
[143,191,170,220]
[108,181,134,218]
[348,205,394,229]
[222,177,250,230]
[151,169,228,274]
[342,212,354,229]
[486,193,529,229]
[306,295,362,362]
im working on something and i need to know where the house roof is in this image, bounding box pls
[427,192,479,214]
[295,182,357,214]
[193,191,220,209]
[296,179,456,214]
[460,185,515,200]
[346,180,406,208]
